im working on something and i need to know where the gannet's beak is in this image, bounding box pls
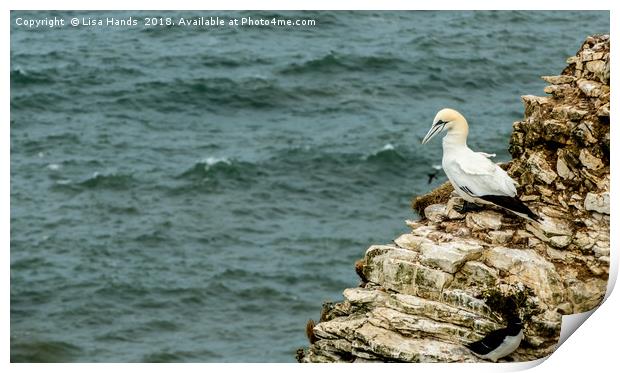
[421,120,447,144]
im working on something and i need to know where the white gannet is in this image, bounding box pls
[421,108,540,221]
[465,316,524,362]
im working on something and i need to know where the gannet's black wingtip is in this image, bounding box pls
[478,195,540,222]
[529,210,542,223]
[522,205,542,222]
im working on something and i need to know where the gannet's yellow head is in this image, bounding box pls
[421,108,469,144]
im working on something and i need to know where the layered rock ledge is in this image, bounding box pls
[297,35,610,363]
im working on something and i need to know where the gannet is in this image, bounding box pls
[465,316,524,362]
[421,108,540,221]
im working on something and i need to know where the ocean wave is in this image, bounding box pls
[128,77,311,112]
[262,146,414,182]
[11,92,70,111]
[105,205,140,215]
[51,172,137,192]
[77,172,136,190]
[177,157,247,180]
[129,283,233,308]
[11,256,53,270]
[11,67,55,86]
[10,339,82,363]
[46,163,61,171]
[200,55,274,68]
[133,229,173,245]
[364,143,407,163]
[142,348,222,363]
[279,51,408,75]
[171,157,275,195]
[284,145,410,167]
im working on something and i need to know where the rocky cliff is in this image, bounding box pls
[297,34,610,363]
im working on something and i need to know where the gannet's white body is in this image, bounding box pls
[422,108,539,221]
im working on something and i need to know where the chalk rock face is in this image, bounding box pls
[418,241,483,274]
[465,210,503,231]
[424,204,447,223]
[526,151,558,184]
[298,35,609,364]
[584,192,609,214]
[484,248,564,304]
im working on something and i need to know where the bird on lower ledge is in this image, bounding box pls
[421,108,540,222]
[465,316,524,362]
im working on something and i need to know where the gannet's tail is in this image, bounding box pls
[479,195,541,222]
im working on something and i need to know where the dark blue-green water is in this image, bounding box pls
[10,10,609,362]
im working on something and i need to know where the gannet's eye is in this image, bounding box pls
[434,119,447,126]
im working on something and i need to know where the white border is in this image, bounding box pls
[4,1,617,372]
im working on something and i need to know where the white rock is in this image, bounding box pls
[546,246,567,261]
[405,219,424,229]
[584,192,610,214]
[541,75,575,84]
[575,122,597,143]
[465,210,503,231]
[527,151,557,184]
[597,103,610,117]
[549,235,571,249]
[577,79,602,97]
[566,278,606,313]
[513,229,533,242]
[540,206,570,219]
[580,50,605,61]
[525,223,548,242]
[593,243,610,258]
[363,246,453,299]
[521,195,539,202]
[367,307,479,344]
[585,60,607,78]
[445,197,465,220]
[538,215,573,236]
[409,265,453,299]
[455,261,499,287]
[344,288,389,305]
[447,209,465,220]
[313,315,366,340]
[394,234,431,251]
[556,156,574,179]
[418,241,483,274]
[556,302,573,314]
[441,289,499,321]
[573,231,594,252]
[424,204,446,223]
[521,94,551,106]
[484,247,564,304]
[579,149,604,170]
[388,293,498,330]
[353,323,481,362]
[487,230,514,244]
[528,236,542,246]
[410,225,437,238]
[366,244,406,258]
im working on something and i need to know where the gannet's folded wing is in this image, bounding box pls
[451,155,517,197]
[456,154,496,175]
